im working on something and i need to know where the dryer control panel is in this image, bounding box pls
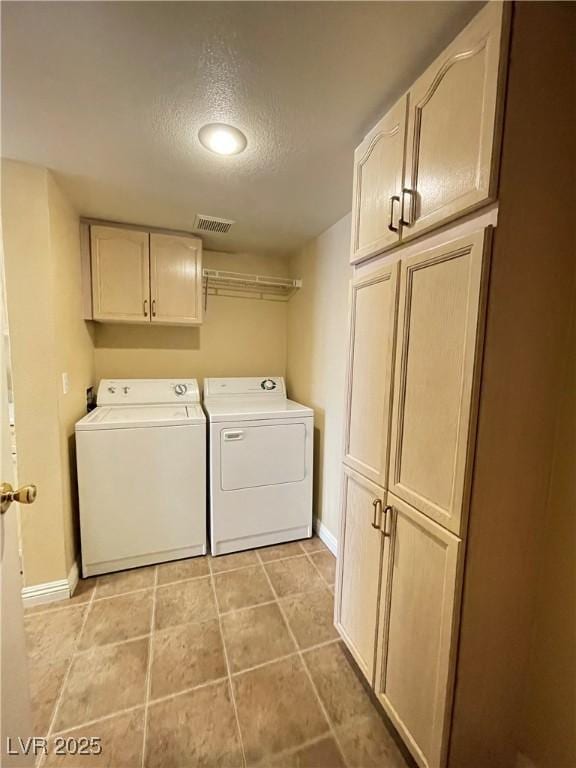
[203,377,286,399]
[97,379,200,406]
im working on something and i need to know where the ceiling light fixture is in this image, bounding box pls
[198,123,247,156]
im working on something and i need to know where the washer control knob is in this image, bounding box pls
[261,379,277,391]
[174,383,188,396]
[108,386,116,394]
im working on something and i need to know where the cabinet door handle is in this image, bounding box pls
[152,299,157,317]
[143,299,148,317]
[381,505,393,538]
[400,187,415,227]
[388,195,400,233]
[371,498,382,529]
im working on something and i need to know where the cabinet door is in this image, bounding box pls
[150,233,203,325]
[343,263,398,486]
[335,466,389,683]
[350,96,407,264]
[375,493,461,768]
[388,230,488,535]
[402,2,506,237]
[91,226,150,323]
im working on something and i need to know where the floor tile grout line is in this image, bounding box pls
[24,600,93,618]
[304,550,335,591]
[229,638,340,679]
[156,571,211,589]
[148,675,229,707]
[218,597,278,617]
[92,582,156,601]
[250,731,334,768]
[39,577,98,768]
[259,557,351,768]
[140,565,158,768]
[208,570,248,768]
[72,631,153,656]
[49,677,234,739]
[49,704,146,738]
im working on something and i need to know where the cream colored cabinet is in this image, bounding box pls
[350,96,407,264]
[150,233,203,325]
[388,230,488,535]
[335,466,389,683]
[91,226,150,323]
[374,493,461,768]
[336,228,490,767]
[402,2,505,237]
[89,226,203,325]
[343,263,398,486]
[349,3,506,264]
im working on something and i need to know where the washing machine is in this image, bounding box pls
[76,379,206,577]
[203,377,313,555]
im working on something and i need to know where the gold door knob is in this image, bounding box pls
[0,482,37,515]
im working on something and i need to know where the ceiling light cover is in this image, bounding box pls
[198,123,247,156]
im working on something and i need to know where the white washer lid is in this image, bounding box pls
[204,398,313,423]
[76,404,205,431]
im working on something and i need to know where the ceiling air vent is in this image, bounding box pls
[193,214,235,234]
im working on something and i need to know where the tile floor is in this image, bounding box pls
[24,537,408,768]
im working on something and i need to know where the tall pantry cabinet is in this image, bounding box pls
[335,4,509,768]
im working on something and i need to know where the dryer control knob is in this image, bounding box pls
[261,379,277,391]
[174,383,188,396]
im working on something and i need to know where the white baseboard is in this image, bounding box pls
[67,560,79,597]
[22,560,79,608]
[313,517,338,556]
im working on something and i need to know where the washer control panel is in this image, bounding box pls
[97,379,200,405]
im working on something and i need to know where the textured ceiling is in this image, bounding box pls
[2,1,482,256]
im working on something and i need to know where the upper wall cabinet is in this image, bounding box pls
[349,2,507,264]
[88,225,203,325]
[402,1,505,237]
[91,226,150,323]
[350,96,407,264]
[150,233,203,325]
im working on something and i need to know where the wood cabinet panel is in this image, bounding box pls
[375,493,461,768]
[343,263,398,486]
[350,96,407,264]
[150,233,202,325]
[389,230,488,535]
[91,226,150,323]
[335,467,388,683]
[403,1,505,237]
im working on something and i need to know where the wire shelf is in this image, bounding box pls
[202,269,302,304]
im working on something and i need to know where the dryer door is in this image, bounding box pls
[220,422,306,490]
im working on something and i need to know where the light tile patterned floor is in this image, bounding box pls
[25,537,409,768]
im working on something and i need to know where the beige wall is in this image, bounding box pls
[93,250,289,384]
[517,298,575,768]
[2,160,95,586]
[48,174,96,576]
[286,214,352,539]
